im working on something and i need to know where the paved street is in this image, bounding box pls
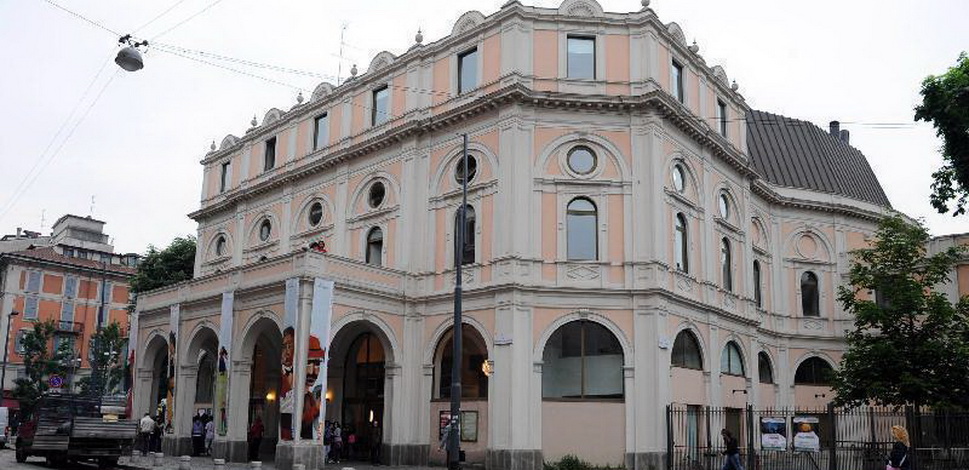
[0,446,440,470]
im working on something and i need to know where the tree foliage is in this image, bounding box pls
[77,321,127,397]
[12,320,73,414]
[129,236,196,294]
[833,215,969,409]
[915,52,969,216]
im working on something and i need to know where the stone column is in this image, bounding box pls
[225,359,252,462]
[628,304,668,470]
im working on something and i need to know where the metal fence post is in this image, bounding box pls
[828,402,837,470]
[666,405,672,470]
[746,405,755,470]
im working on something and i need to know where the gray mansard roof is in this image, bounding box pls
[746,109,892,208]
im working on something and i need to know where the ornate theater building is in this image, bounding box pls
[131,1,896,468]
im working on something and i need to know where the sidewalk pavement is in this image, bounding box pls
[122,454,438,470]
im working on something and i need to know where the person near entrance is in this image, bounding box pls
[720,429,744,470]
[191,416,205,456]
[248,416,264,461]
[370,420,382,465]
[139,413,155,455]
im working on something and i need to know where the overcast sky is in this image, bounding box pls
[0,0,966,254]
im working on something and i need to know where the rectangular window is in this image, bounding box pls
[15,330,28,354]
[64,276,78,299]
[64,248,75,258]
[717,99,728,136]
[263,137,277,171]
[313,114,329,150]
[672,60,684,103]
[25,296,39,320]
[103,281,113,304]
[60,301,74,328]
[26,271,41,293]
[567,36,595,79]
[219,161,230,193]
[54,335,75,355]
[458,48,479,94]
[372,86,389,126]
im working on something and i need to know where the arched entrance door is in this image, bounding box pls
[142,335,169,418]
[237,317,282,462]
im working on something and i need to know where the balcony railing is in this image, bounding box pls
[57,321,84,334]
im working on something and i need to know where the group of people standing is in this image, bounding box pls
[323,420,382,465]
[190,412,217,457]
[138,413,165,455]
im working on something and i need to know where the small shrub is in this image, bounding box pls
[544,454,624,470]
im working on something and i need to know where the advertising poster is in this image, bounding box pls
[124,301,139,418]
[280,278,299,441]
[215,292,234,436]
[301,278,334,441]
[760,417,787,450]
[793,416,820,452]
[166,304,180,434]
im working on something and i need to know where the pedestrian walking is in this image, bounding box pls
[370,420,382,465]
[887,425,911,470]
[151,415,163,452]
[205,415,216,456]
[248,417,264,461]
[191,416,205,456]
[720,429,744,470]
[139,413,155,456]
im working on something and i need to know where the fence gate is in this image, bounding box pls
[667,405,969,470]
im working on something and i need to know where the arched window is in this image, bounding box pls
[794,357,834,385]
[752,260,762,308]
[195,351,216,403]
[674,213,689,273]
[215,236,227,257]
[758,352,774,384]
[542,320,623,399]
[721,237,733,292]
[454,205,475,266]
[308,201,324,227]
[801,271,819,316]
[720,341,745,376]
[259,219,272,242]
[567,198,597,261]
[436,324,488,399]
[366,227,383,266]
[671,330,703,370]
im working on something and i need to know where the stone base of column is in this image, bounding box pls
[486,449,543,470]
[162,436,192,457]
[275,440,324,470]
[211,439,249,462]
[624,451,667,470]
[385,443,429,466]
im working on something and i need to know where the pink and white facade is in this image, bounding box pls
[132,1,895,469]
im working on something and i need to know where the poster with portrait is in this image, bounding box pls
[124,300,139,419]
[792,416,820,452]
[215,292,234,436]
[280,278,299,441]
[166,304,180,434]
[301,278,334,441]
[760,417,787,450]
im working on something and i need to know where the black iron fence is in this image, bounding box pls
[667,405,969,470]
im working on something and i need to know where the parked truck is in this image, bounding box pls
[15,393,137,468]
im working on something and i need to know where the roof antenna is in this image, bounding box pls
[90,195,96,217]
[40,209,46,232]
[337,22,348,86]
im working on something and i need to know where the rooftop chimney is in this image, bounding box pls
[829,120,840,136]
[16,227,22,238]
[839,129,850,144]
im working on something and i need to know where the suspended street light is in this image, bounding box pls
[115,34,149,72]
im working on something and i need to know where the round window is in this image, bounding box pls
[369,181,386,208]
[259,220,272,242]
[308,202,324,227]
[567,146,596,175]
[718,192,730,219]
[672,164,686,192]
[215,237,226,256]
[454,155,478,184]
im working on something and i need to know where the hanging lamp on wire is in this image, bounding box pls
[115,34,149,72]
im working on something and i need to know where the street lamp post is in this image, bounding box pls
[448,134,469,470]
[1,310,21,407]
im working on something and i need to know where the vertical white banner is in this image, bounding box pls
[216,292,234,436]
[304,278,334,441]
[166,304,180,433]
[280,278,299,441]
[125,304,139,417]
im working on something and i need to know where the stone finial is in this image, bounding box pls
[641,0,650,9]
[689,40,699,53]
[251,115,258,127]
[296,90,304,104]
[350,64,358,77]
[731,80,739,91]
[415,29,423,44]
[210,140,216,151]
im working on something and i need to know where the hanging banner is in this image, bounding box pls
[302,278,334,441]
[215,292,234,436]
[760,417,787,450]
[166,304,180,434]
[792,416,820,452]
[280,278,299,441]
[124,303,139,418]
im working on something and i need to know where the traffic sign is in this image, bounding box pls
[49,375,63,388]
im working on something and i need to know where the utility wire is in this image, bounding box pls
[0,69,121,224]
[150,0,227,41]
[133,0,190,35]
[42,0,121,36]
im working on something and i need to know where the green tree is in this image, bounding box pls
[77,321,127,397]
[915,52,969,215]
[129,236,196,295]
[833,215,969,409]
[12,320,73,414]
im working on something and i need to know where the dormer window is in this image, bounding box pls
[567,36,595,80]
[372,86,389,126]
[672,60,684,103]
[264,137,277,171]
[458,48,479,94]
[717,99,728,136]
